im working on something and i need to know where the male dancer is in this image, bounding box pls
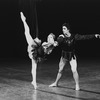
[49,23,100,90]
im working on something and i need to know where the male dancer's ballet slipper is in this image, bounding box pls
[75,85,80,91]
[49,83,58,87]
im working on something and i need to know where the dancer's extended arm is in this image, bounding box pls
[20,12,33,45]
[75,34,100,40]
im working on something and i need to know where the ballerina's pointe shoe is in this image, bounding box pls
[31,81,37,89]
[20,12,26,21]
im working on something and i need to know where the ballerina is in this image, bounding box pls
[20,12,56,89]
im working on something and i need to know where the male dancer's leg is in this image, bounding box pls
[49,57,66,87]
[70,57,80,90]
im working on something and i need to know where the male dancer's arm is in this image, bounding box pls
[75,34,100,40]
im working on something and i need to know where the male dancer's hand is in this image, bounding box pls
[95,34,100,38]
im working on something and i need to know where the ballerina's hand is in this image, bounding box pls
[53,41,58,47]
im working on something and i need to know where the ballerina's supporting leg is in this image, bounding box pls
[31,58,37,89]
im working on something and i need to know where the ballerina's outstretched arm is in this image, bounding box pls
[20,12,33,46]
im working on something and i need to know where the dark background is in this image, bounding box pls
[0,0,100,63]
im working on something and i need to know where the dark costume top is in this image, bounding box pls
[28,40,54,62]
[30,42,45,62]
[57,34,95,61]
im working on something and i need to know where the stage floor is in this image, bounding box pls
[0,58,100,100]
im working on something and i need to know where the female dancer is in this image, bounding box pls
[20,12,56,89]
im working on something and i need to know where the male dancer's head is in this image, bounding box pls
[62,23,71,37]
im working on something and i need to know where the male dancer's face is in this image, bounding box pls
[62,26,71,37]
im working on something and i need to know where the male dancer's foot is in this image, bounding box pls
[49,82,58,87]
[31,81,37,89]
[75,84,80,91]
[49,82,80,90]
